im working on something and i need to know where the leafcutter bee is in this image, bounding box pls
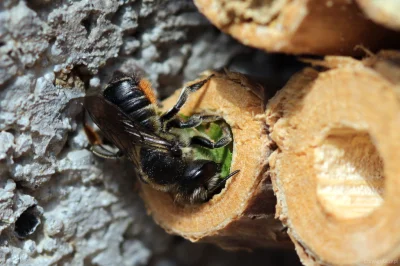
[83,72,239,204]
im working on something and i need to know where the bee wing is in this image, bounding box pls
[83,95,173,153]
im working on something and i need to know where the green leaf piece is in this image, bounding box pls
[179,115,233,178]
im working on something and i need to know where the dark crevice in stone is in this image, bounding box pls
[81,11,100,38]
[14,206,41,239]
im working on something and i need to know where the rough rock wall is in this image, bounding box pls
[0,0,247,265]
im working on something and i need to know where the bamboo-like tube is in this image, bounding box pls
[357,0,400,31]
[194,0,400,55]
[140,73,291,250]
[266,51,400,265]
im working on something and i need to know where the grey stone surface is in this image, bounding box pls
[0,0,303,265]
[0,0,245,265]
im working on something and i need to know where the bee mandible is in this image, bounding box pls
[83,72,239,204]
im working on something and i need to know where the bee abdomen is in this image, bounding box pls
[128,105,156,123]
[119,96,149,114]
[104,80,144,105]
[103,79,159,129]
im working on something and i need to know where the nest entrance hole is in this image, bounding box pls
[314,127,385,220]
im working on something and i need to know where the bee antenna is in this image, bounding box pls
[209,170,240,194]
[224,170,240,180]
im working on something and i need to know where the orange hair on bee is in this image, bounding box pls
[138,78,157,104]
[83,123,102,145]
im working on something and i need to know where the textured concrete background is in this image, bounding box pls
[0,0,301,265]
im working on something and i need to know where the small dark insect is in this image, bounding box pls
[83,72,239,204]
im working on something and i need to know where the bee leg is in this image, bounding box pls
[160,74,215,123]
[191,135,230,149]
[166,114,224,130]
[165,116,202,130]
[90,144,123,159]
[190,119,233,149]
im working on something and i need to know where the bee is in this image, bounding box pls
[83,72,239,204]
